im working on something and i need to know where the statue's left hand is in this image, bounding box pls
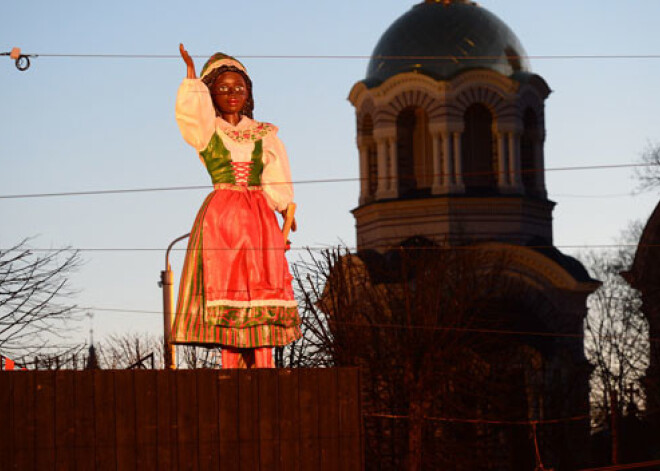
[280,210,297,232]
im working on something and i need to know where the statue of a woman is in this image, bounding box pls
[171,44,301,368]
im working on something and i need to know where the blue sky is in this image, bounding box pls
[2,0,660,348]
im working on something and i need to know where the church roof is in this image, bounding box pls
[364,0,531,87]
[624,201,660,290]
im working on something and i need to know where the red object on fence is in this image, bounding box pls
[1,356,16,370]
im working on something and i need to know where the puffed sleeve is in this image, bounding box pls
[175,79,216,151]
[262,130,294,212]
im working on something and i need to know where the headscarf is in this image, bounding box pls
[200,52,247,79]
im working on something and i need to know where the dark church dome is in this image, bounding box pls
[364,0,531,87]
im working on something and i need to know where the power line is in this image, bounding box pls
[365,411,590,426]
[18,52,660,61]
[325,319,658,344]
[27,304,656,345]
[0,162,654,200]
[0,184,211,199]
[0,242,651,252]
[551,192,636,199]
[578,459,660,471]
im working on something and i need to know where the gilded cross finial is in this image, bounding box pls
[424,0,468,4]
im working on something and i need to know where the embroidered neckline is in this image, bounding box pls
[221,122,274,143]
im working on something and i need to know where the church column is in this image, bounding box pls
[508,132,522,192]
[442,131,453,187]
[358,141,370,204]
[496,132,509,190]
[431,131,443,194]
[375,136,389,199]
[387,136,399,198]
[453,132,465,190]
[534,136,547,196]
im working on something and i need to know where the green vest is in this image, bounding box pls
[199,133,264,186]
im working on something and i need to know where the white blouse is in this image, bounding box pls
[175,78,294,212]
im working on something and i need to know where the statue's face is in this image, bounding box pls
[210,71,248,117]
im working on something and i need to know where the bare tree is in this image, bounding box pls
[635,142,660,192]
[98,332,224,370]
[583,222,650,430]
[14,344,88,370]
[16,332,223,370]
[0,238,80,355]
[94,332,163,369]
[289,243,560,470]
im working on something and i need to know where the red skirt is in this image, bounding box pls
[172,186,301,348]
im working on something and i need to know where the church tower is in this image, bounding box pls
[346,1,601,467]
[350,0,553,250]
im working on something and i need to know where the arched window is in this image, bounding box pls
[396,106,432,195]
[462,104,496,191]
[361,115,378,198]
[521,108,539,194]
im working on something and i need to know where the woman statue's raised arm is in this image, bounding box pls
[179,43,196,79]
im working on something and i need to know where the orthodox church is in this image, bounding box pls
[343,0,600,467]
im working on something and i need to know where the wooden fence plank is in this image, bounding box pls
[55,372,76,470]
[0,373,14,467]
[134,370,158,471]
[238,370,258,471]
[338,368,361,471]
[156,370,175,471]
[115,371,137,471]
[318,368,339,471]
[218,369,239,471]
[258,369,279,471]
[74,370,96,471]
[278,369,300,471]
[299,369,320,471]
[197,370,220,471]
[176,369,199,471]
[13,371,36,471]
[95,370,116,471]
[34,371,55,470]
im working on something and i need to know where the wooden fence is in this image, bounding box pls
[0,368,362,471]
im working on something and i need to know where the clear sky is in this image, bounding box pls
[2,0,660,350]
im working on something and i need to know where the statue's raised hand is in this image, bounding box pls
[179,43,196,79]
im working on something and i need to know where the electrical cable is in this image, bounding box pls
[364,411,589,426]
[0,242,652,252]
[551,192,636,199]
[0,162,655,200]
[578,459,660,471]
[324,319,658,344]
[15,304,654,345]
[16,52,660,61]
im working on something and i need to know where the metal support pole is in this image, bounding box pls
[161,267,176,369]
[161,233,190,370]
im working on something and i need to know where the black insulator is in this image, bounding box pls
[15,55,30,71]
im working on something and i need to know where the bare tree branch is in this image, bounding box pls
[635,142,660,193]
[582,222,650,429]
[0,238,81,354]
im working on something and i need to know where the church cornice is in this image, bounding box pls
[350,68,540,129]
[449,69,519,95]
[475,242,600,294]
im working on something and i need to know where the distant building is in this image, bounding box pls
[624,203,660,456]
[86,343,99,370]
[346,0,600,467]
